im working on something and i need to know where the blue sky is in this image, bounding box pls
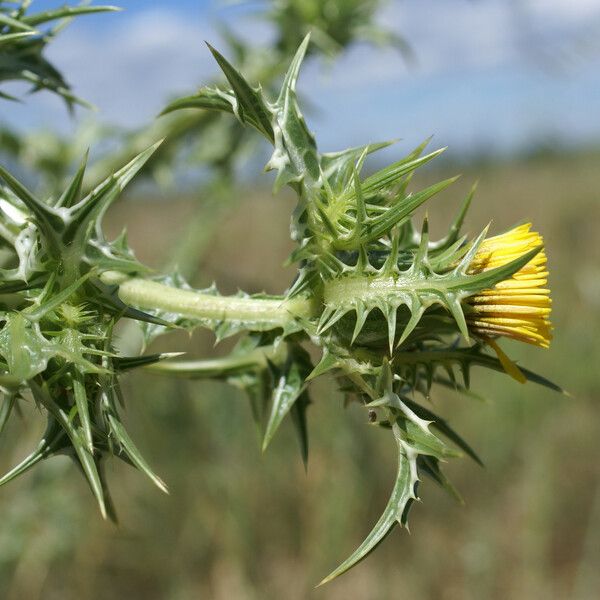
[4,0,600,158]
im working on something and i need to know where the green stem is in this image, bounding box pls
[145,345,283,378]
[322,271,457,308]
[324,273,402,306]
[100,271,315,328]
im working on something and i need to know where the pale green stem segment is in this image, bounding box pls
[324,274,436,305]
[145,345,282,377]
[100,271,314,327]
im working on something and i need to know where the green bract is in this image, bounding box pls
[0,34,560,583]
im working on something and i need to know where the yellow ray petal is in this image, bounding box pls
[465,224,552,348]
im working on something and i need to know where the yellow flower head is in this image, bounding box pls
[466,223,552,348]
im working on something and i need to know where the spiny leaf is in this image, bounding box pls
[266,34,320,191]
[240,370,271,434]
[56,150,88,208]
[54,328,111,375]
[364,176,459,244]
[446,295,469,342]
[0,314,55,381]
[114,352,185,372]
[262,345,312,453]
[20,5,121,27]
[107,411,168,494]
[290,389,310,469]
[0,393,16,437]
[31,382,108,518]
[0,13,35,31]
[0,418,66,486]
[393,346,564,393]
[24,270,94,321]
[71,369,93,453]
[0,90,20,101]
[64,141,163,247]
[160,87,236,117]
[321,140,395,193]
[276,32,311,105]
[396,297,424,347]
[0,163,64,252]
[319,423,418,585]
[206,43,274,142]
[306,349,339,381]
[395,417,459,460]
[0,31,36,44]
[418,455,463,503]
[430,182,477,251]
[401,396,483,466]
[351,301,370,345]
[359,147,445,199]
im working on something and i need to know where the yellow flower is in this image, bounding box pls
[466,223,552,349]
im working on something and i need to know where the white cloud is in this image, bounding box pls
[45,8,216,128]
[303,0,600,96]
[3,0,600,156]
[527,0,600,23]
[300,0,600,155]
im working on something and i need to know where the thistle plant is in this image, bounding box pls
[258,0,411,58]
[0,36,560,582]
[0,1,118,106]
[1,0,409,282]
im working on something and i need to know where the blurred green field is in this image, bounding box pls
[0,149,598,600]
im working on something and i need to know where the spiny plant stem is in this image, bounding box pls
[0,30,559,587]
[100,271,315,326]
[323,273,418,304]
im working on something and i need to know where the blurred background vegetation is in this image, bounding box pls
[0,1,599,598]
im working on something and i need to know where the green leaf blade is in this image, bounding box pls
[318,433,416,586]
